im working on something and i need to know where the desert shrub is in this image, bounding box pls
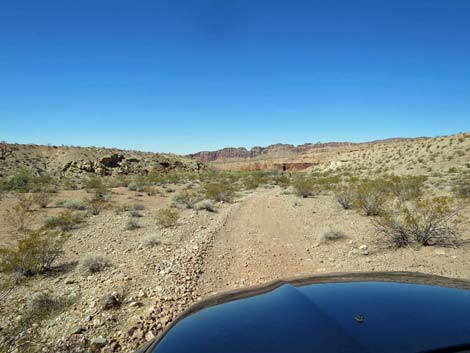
[44,210,83,231]
[56,199,86,210]
[335,184,356,210]
[133,203,145,211]
[194,199,216,212]
[205,182,235,202]
[355,180,389,216]
[87,199,107,215]
[126,218,140,230]
[129,210,143,217]
[6,198,34,232]
[23,291,72,323]
[33,191,52,208]
[115,203,132,213]
[319,230,347,243]
[272,174,291,188]
[84,176,109,198]
[292,177,317,198]
[171,189,203,209]
[386,175,426,201]
[78,254,110,274]
[0,230,69,275]
[453,173,470,198]
[374,197,462,247]
[2,169,34,192]
[155,208,179,228]
[142,234,161,247]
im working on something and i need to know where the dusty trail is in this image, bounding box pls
[198,188,470,296]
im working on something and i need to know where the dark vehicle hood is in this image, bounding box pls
[138,272,470,353]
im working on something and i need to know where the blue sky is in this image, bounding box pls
[1,0,469,154]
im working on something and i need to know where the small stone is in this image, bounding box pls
[70,326,86,335]
[359,245,368,251]
[145,330,155,341]
[90,336,107,349]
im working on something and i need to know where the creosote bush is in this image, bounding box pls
[78,254,110,274]
[374,197,462,248]
[293,177,317,198]
[171,189,203,209]
[33,191,52,208]
[6,198,34,232]
[454,173,470,199]
[44,209,83,232]
[205,182,236,202]
[354,180,389,216]
[0,230,69,275]
[335,184,356,210]
[155,208,179,228]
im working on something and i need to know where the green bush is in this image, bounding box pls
[335,184,356,210]
[33,191,52,208]
[155,208,179,228]
[374,197,461,247]
[454,173,470,198]
[205,182,236,202]
[171,189,203,209]
[0,230,69,275]
[292,177,317,198]
[44,210,83,232]
[6,198,34,232]
[355,180,389,216]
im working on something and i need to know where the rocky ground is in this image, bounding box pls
[1,177,470,352]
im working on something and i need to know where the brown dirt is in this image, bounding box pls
[199,187,470,296]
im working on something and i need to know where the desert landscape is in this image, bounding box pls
[0,132,469,352]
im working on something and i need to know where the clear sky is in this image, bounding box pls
[1,0,469,154]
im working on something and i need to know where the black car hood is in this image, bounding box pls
[138,272,470,353]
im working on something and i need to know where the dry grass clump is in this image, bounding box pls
[23,290,73,324]
[319,229,347,243]
[374,197,463,248]
[56,199,86,210]
[155,208,179,228]
[125,218,140,230]
[0,230,69,275]
[78,254,110,274]
[142,234,161,247]
[194,199,216,212]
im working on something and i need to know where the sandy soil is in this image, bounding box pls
[199,187,470,296]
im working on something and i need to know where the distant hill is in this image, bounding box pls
[0,143,205,178]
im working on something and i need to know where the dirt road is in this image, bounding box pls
[198,188,470,296]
